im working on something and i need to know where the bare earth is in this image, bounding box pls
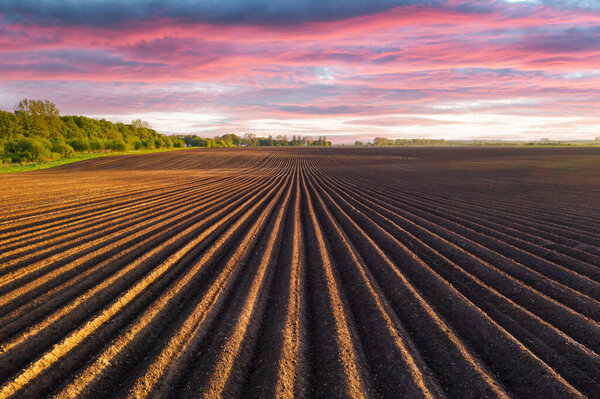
[0,147,599,398]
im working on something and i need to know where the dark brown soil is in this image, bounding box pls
[0,147,599,398]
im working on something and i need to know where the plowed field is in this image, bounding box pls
[0,147,599,398]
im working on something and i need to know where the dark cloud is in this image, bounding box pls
[0,49,165,77]
[288,52,368,63]
[517,26,600,53]
[119,37,238,63]
[1,1,598,28]
[2,49,164,67]
[540,0,600,10]
[0,0,436,26]
[371,54,400,64]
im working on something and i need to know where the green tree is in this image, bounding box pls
[67,138,90,151]
[277,135,288,146]
[16,99,61,138]
[1,100,184,163]
[51,141,75,158]
[244,133,258,147]
[5,137,53,162]
[131,119,150,129]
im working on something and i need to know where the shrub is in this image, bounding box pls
[51,141,75,158]
[189,137,206,147]
[106,139,127,151]
[163,137,174,148]
[5,137,53,162]
[89,139,104,151]
[67,138,90,151]
[143,140,155,150]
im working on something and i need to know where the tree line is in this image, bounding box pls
[0,99,185,164]
[0,99,333,164]
[354,137,447,146]
[174,133,332,148]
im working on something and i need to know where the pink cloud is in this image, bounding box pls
[2,2,600,140]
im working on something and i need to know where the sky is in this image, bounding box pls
[1,0,600,142]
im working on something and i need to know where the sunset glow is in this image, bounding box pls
[2,0,600,142]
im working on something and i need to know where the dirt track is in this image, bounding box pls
[0,147,599,398]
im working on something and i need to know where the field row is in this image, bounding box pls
[0,147,599,398]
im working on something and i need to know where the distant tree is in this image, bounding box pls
[374,137,394,146]
[131,119,150,129]
[277,135,288,146]
[189,136,206,147]
[311,136,331,146]
[243,133,258,147]
[16,99,60,118]
[354,141,364,147]
[372,137,446,146]
[290,135,306,146]
[16,99,61,138]
[220,133,240,147]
